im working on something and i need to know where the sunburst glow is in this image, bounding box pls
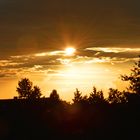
[65,47,76,56]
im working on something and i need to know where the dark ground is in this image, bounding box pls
[0,98,140,140]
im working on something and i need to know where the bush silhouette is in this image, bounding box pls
[50,89,60,102]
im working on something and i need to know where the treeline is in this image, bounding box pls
[15,56,140,105]
[0,57,139,140]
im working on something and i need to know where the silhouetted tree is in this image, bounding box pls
[88,86,105,104]
[16,78,42,99]
[121,56,140,94]
[50,89,60,102]
[16,78,33,99]
[108,88,126,104]
[72,88,83,104]
[82,95,88,102]
[30,86,42,99]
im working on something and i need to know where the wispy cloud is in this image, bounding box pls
[0,47,139,79]
[85,47,140,53]
[0,60,23,67]
[34,50,65,57]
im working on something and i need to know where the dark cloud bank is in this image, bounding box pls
[0,0,140,57]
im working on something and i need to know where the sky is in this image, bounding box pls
[0,0,140,101]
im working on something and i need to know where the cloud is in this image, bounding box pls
[82,47,140,58]
[0,46,139,79]
[0,74,6,78]
[67,56,137,65]
[0,50,68,78]
[0,69,18,78]
[85,47,140,53]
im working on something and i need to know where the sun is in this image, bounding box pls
[65,47,76,56]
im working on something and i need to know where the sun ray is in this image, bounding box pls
[65,47,76,56]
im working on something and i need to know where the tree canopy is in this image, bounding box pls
[16,78,42,99]
[121,56,140,94]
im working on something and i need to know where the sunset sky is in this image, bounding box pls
[0,0,140,101]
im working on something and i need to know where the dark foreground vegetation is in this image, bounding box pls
[0,57,140,140]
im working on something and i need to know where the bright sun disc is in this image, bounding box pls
[65,47,76,56]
